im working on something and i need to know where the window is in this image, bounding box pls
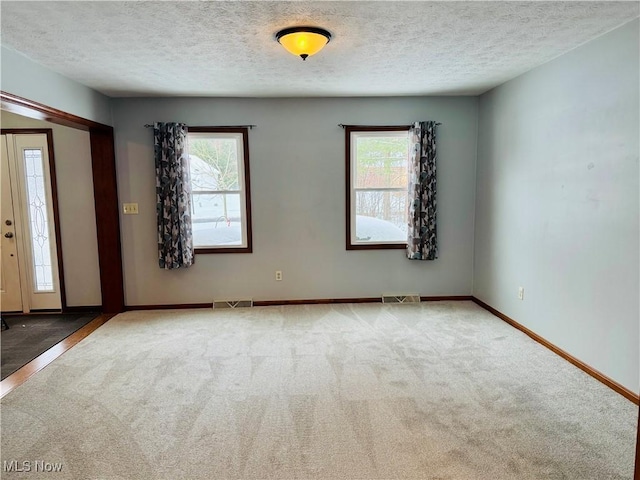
[346,126,410,250]
[187,127,252,253]
[23,148,55,290]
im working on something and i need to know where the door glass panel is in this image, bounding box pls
[23,148,54,292]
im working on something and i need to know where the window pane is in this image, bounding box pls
[355,135,408,188]
[355,190,407,243]
[23,148,54,292]
[186,129,251,253]
[188,137,239,191]
[192,193,243,247]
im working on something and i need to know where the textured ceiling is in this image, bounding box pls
[1,1,638,97]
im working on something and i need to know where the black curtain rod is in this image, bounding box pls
[338,123,441,128]
[144,124,256,129]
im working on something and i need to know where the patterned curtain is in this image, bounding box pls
[154,122,194,269]
[407,121,438,260]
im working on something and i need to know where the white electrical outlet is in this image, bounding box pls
[275,270,283,281]
[518,287,524,300]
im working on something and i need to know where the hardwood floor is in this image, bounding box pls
[0,313,114,398]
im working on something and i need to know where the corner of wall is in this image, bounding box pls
[1,45,113,126]
[470,93,485,297]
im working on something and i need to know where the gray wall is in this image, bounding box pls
[474,20,639,393]
[112,97,478,305]
[1,46,112,126]
[1,111,102,307]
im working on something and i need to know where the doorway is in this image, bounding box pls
[1,92,124,313]
[1,131,63,313]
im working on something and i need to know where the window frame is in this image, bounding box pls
[187,127,253,254]
[345,125,410,251]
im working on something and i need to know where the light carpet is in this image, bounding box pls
[1,301,637,479]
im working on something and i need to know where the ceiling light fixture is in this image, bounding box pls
[275,26,331,61]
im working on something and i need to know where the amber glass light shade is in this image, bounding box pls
[276,27,331,61]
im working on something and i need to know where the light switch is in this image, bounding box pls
[123,203,139,214]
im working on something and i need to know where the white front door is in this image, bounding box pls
[1,133,61,312]
[0,135,23,312]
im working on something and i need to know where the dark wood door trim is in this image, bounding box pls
[89,128,124,312]
[1,91,125,313]
[1,91,110,132]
